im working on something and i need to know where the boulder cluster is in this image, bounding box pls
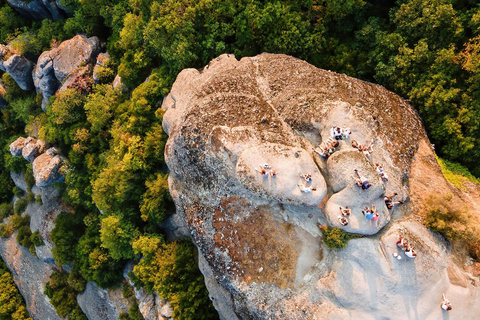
[10,136,64,187]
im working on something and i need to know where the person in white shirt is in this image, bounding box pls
[297,183,317,193]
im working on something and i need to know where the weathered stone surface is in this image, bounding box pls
[9,136,26,156]
[0,234,60,320]
[32,151,64,187]
[162,54,480,319]
[77,282,120,320]
[113,74,124,90]
[22,137,48,162]
[7,0,68,21]
[33,35,101,110]
[0,44,34,91]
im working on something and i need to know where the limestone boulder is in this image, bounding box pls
[22,137,48,162]
[161,53,460,319]
[9,136,26,157]
[0,44,34,91]
[33,35,101,110]
[7,0,68,21]
[32,148,64,187]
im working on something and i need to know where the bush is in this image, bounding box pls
[320,226,363,250]
[24,164,35,191]
[0,203,14,219]
[44,270,88,320]
[30,230,44,247]
[13,186,24,198]
[0,223,14,238]
[17,225,33,248]
[35,194,43,205]
[122,281,134,300]
[424,194,480,259]
[128,302,143,320]
[26,192,35,202]
[14,198,28,215]
[12,214,29,229]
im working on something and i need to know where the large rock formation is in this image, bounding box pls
[7,0,69,21]
[33,35,101,110]
[0,44,34,91]
[162,54,480,319]
[10,137,64,187]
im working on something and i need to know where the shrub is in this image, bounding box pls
[423,194,480,259]
[13,186,24,198]
[12,214,29,229]
[0,223,14,238]
[26,192,35,202]
[30,230,44,247]
[0,203,14,219]
[17,225,33,248]
[128,302,143,320]
[320,226,363,249]
[122,281,134,300]
[24,164,35,191]
[35,194,43,205]
[14,198,28,215]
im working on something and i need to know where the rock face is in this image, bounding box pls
[33,35,101,110]
[93,52,110,83]
[0,44,35,91]
[7,0,68,21]
[163,54,480,319]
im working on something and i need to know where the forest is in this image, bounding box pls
[0,0,479,319]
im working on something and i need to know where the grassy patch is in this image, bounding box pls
[437,156,480,190]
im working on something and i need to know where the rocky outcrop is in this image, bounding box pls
[7,0,68,21]
[9,137,64,187]
[77,282,123,320]
[33,35,101,110]
[162,54,480,319]
[0,44,34,91]
[33,148,64,187]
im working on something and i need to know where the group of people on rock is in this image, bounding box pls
[395,237,417,259]
[298,172,317,193]
[331,125,352,140]
[255,163,277,178]
[362,205,379,220]
[312,137,339,159]
[338,206,351,226]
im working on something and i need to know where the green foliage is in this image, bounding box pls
[132,239,218,320]
[35,194,43,205]
[100,215,136,260]
[44,270,87,320]
[0,203,13,219]
[11,214,29,229]
[51,211,85,265]
[12,187,24,198]
[17,225,33,249]
[121,281,135,300]
[24,164,35,192]
[30,230,44,247]
[437,156,480,190]
[26,192,35,202]
[128,302,144,320]
[0,222,14,238]
[14,198,28,215]
[0,171,14,203]
[0,259,32,320]
[140,173,172,224]
[320,227,363,250]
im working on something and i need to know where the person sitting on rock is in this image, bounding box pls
[297,183,317,193]
[441,294,452,311]
[396,237,408,250]
[376,163,389,181]
[300,173,313,183]
[404,245,417,258]
[339,206,351,217]
[362,206,374,220]
[313,147,330,159]
[353,169,371,190]
[385,193,402,209]
[341,127,351,139]
[338,215,349,226]
[331,126,343,140]
[371,204,379,220]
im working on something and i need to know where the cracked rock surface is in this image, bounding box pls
[163,54,480,319]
